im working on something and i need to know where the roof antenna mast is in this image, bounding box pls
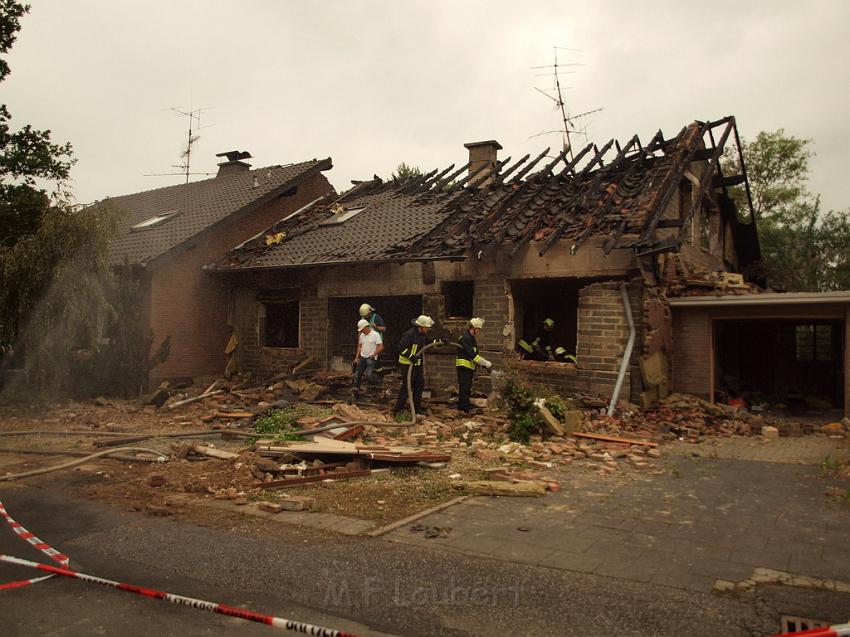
[530,46,603,160]
[143,105,216,181]
[171,106,203,183]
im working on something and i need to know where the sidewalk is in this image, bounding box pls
[385,452,850,593]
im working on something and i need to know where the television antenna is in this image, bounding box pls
[144,106,216,182]
[531,46,603,159]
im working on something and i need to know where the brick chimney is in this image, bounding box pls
[215,150,252,177]
[464,140,502,184]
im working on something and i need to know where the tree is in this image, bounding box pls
[0,2,119,398]
[724,129,850,292]
[0,1,74,248]
[390,162,422,182]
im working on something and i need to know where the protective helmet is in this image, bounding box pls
[543,318,555,328]
[359,303,373,317]
[555,346,566,355]
[412,315,435,328]
[357,319,370,331]
[469,317,485,329]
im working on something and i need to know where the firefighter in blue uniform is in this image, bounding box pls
[456,317,492,413]
[393,315,434,416]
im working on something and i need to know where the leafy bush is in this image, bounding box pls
[501,378,542,443]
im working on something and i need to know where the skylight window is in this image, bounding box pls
[131,210,180,231]
[318,206,367,226]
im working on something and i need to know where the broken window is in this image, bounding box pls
[511,278,581,359]
[131,210,180,231]
[443,281,474,318]
[263,301,300,348]
[795,324,834,362]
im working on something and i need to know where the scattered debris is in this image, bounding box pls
[409,524,451,539]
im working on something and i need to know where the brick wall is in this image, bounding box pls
[670,307,712,399]
[575,280,643,400]
[148,172,332,383]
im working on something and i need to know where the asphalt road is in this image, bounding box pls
[0,479,826,637]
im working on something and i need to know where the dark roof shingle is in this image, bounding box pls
[99,159,330,266]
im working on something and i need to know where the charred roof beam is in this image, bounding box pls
[508,147,550,184]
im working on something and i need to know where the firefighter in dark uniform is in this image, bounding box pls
[518,318,556,361]
[456,317,493,413]
[392,315,434,416]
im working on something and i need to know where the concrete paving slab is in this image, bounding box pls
[384,454,850,595]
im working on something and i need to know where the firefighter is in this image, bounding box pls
[359,302,386,373]
[554,346,577,364]
[518,318,556,361]
[456,317,492,413]
[359,303,386,338]
[392,315,434,416]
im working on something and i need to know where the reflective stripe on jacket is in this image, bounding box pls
[397,327,425,366]
[456,332,481,370]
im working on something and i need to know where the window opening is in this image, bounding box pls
[443,281,474,318]
[264,301,299,348]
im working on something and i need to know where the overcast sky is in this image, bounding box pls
[4,1,849,211]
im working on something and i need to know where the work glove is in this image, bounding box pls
[479,357,493,369]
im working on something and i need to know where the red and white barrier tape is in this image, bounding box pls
[772,624,850,637]
[0,497,69,590]
[769,624,850,637]
[0,554,360,636]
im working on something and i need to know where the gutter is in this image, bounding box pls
[668,292,850,308]
[207,254,467,274]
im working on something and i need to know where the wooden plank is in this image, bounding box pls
[255,469,372,489]
[366,496,470,537]
[191,443,241,460]
[332,425,365,441]
[368,453,451,463]
[570,432,658,447]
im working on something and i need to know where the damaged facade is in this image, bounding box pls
[211,116,761,406]
[98,152,334,383]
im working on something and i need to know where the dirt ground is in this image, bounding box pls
[1,380,847,528]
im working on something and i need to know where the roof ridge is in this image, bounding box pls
[96,158,323,203]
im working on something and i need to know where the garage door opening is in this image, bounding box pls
[327,295,423,368]
[714,319,845,412]
[511,278,583,360]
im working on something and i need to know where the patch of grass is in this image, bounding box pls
[820,455,842,478]
[253,405,332,440]
[395,410,411,423]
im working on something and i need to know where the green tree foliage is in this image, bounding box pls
[724,129,850,292]
[0,1,74,248]
[390,162,422,182]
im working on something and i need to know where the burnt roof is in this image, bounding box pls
[212,117,755,272]
[98,158,331,267]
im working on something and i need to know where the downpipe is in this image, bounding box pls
[607,282,636,417]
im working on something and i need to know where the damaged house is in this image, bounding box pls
[97,152,334,384]
[210,116,768,408]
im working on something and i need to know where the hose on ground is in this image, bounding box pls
[0,447,167,482]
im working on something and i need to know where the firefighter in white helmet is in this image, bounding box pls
[393,315,434,416]
[358,303,386,339]
[456,317,492,413]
